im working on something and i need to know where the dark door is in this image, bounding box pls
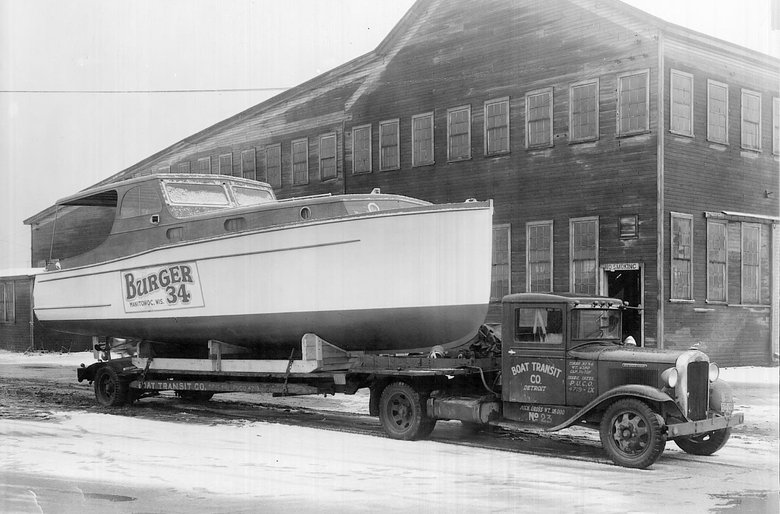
[605,269,642,345]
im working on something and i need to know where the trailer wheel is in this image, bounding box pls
[599,398,666,468]
[674,428,731,456]
[94,366,129,407]
[379,382,436,441]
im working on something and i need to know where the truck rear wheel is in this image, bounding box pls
[599,398,666,468]
[674,428,731,455]
[379,382,436,441]
[94,366,129,407]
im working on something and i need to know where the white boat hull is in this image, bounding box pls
[34,202,493,353]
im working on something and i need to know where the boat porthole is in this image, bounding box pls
[368,202,380,212]
[300,206,311,220]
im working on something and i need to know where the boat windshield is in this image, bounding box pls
[570,309,622,342]
[233,186,275,206]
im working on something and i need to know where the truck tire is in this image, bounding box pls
[674,428,732,455]
[599,398,666,468]
[379,381,436,441]
[94,366,129,407]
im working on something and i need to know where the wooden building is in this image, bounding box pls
[25,0,779,365]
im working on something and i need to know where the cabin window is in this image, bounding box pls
[412,112,434,166]
[352,125,372,174]
[197,156,211,174]
[741,89,762,151]
[526,88,553,148]
[570,217,598,295]
[527,221,553,293]
[292,139,309,185]
[265,144,282,188]
[569,81,598,142]
[491,225,511,301]
[164,182,229,206]
[119,184,162,219]
[447,105,471,161]
[515,308,564,344]
[176,161,191,174]
[741,223,761,304]
[379,119,400,171]
[707,220,727,302]
[484,98,510,155]
[0,281,15,324]
[773,97,779,155]
[617,70,649,136]
[707,80,729,144]
[219,153,233,176]
[241,149,256,180]
[233,186,275,206]
[671,212,693,300]
[319,133,337,180]
[670,70,694,136]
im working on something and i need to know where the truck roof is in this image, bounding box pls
[502,292,625,306]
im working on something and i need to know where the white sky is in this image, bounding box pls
[1,0,778,269]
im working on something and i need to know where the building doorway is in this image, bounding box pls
[601,264,643,346]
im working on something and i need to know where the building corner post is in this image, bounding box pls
[656,30,665,349]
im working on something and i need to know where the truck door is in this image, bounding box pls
[502,304,567,405]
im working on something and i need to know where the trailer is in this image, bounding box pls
[77,293,744,469]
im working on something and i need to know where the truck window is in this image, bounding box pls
[571,309,621,341]
[515,307,563,343]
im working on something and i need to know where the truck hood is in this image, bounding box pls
[569,343,689,364]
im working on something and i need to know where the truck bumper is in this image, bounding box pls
[667,412,744,438]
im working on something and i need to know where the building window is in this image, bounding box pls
[491,225,511,301]
[447,105,471,161]
[671,212,693,300]
[319,134,337,181]
[176,161,191,174]
[241,149,256,180]
[741,89,762,151]
[197,157,211,174]
[707,80,729,144]
[412,112,434,166]
[379,119,400,171]
[773,97,779,155]
[617,70,649,136]
[157,165,171,173]
[352,125,372,174]
[670,70,694,136]
[526,88,553,148]
[292,139,309,185]
[569,81,598,142]
[219,153,233,176]
[707,220,727,302]
[527,221,553,293]
[485,98,510,155]
[619,215,638,239]
[742,223,761,304]
[0,281,15,324]
[265,144,282,188]
[570,217,598,294]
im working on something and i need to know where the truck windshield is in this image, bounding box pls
[571,309,621,341]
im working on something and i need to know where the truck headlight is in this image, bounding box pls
[661,367,678,388]
[708,363,719,382]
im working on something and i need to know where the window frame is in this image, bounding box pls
[218,153,233,176]
[412,112,435,167]
[379,119,400,172]
[447,105,472,162]
[319,133,337,181]
[569,80,599,143]
[491,224,512,302]
[616,69,650,137]
[0,281,15,324]
[241,148,256,181]
[740,89,762,152]
[291,138,309,185]
[484,97,510,156]
[525,87,554,149]
[197,156,211,174]
[741,222,761,305]
[706,219,728,303]
[176,161,191,174]
[351,124,372,174]
[265,143,282,188]
[670,69,694,137]
[707,79,729,145]
[526,220,554,293]
[670,212,694,301]
[773,97,780,156]
[569,216,599,295]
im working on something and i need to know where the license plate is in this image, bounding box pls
[720,401,734,415]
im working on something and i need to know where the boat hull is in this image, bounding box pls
[34,201,493,353]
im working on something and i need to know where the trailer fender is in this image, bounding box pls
[77,357,137,383]
[546,384,683,432]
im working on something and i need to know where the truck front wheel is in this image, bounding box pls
[94,366,129,407]
[674,428,731,455]
[599,398,666,468]
[379,382,436,441]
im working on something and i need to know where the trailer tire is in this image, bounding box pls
[599,398,666,468]
[379,381,435,441]
[94,366,129,407]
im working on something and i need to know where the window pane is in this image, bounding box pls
[380,121,399,170]
[197,157,211,174]
[292,140,308,184]
[527,92,552,147]
[486,100,509,154]
[708,83,728,143]
[671,215,693,299]
[491,226,510,300]
[571,219,597,294]
[119,184,162,218]
[413,115,434,165]
[265,145,281,188]
[619,73,648,135]
[570,83,597,141]
[742,224,760,303]
[515,308,564,343]
[707,221,727,302]
[741,91,761,150]
[320,135,337,180]
[241,149,256,180]
[353,126,371,173]
[528,222,552,292]
[671,72,693,135]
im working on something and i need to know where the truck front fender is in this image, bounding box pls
[546,384,684,432]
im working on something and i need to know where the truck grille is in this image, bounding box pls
[687,361,709,420]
